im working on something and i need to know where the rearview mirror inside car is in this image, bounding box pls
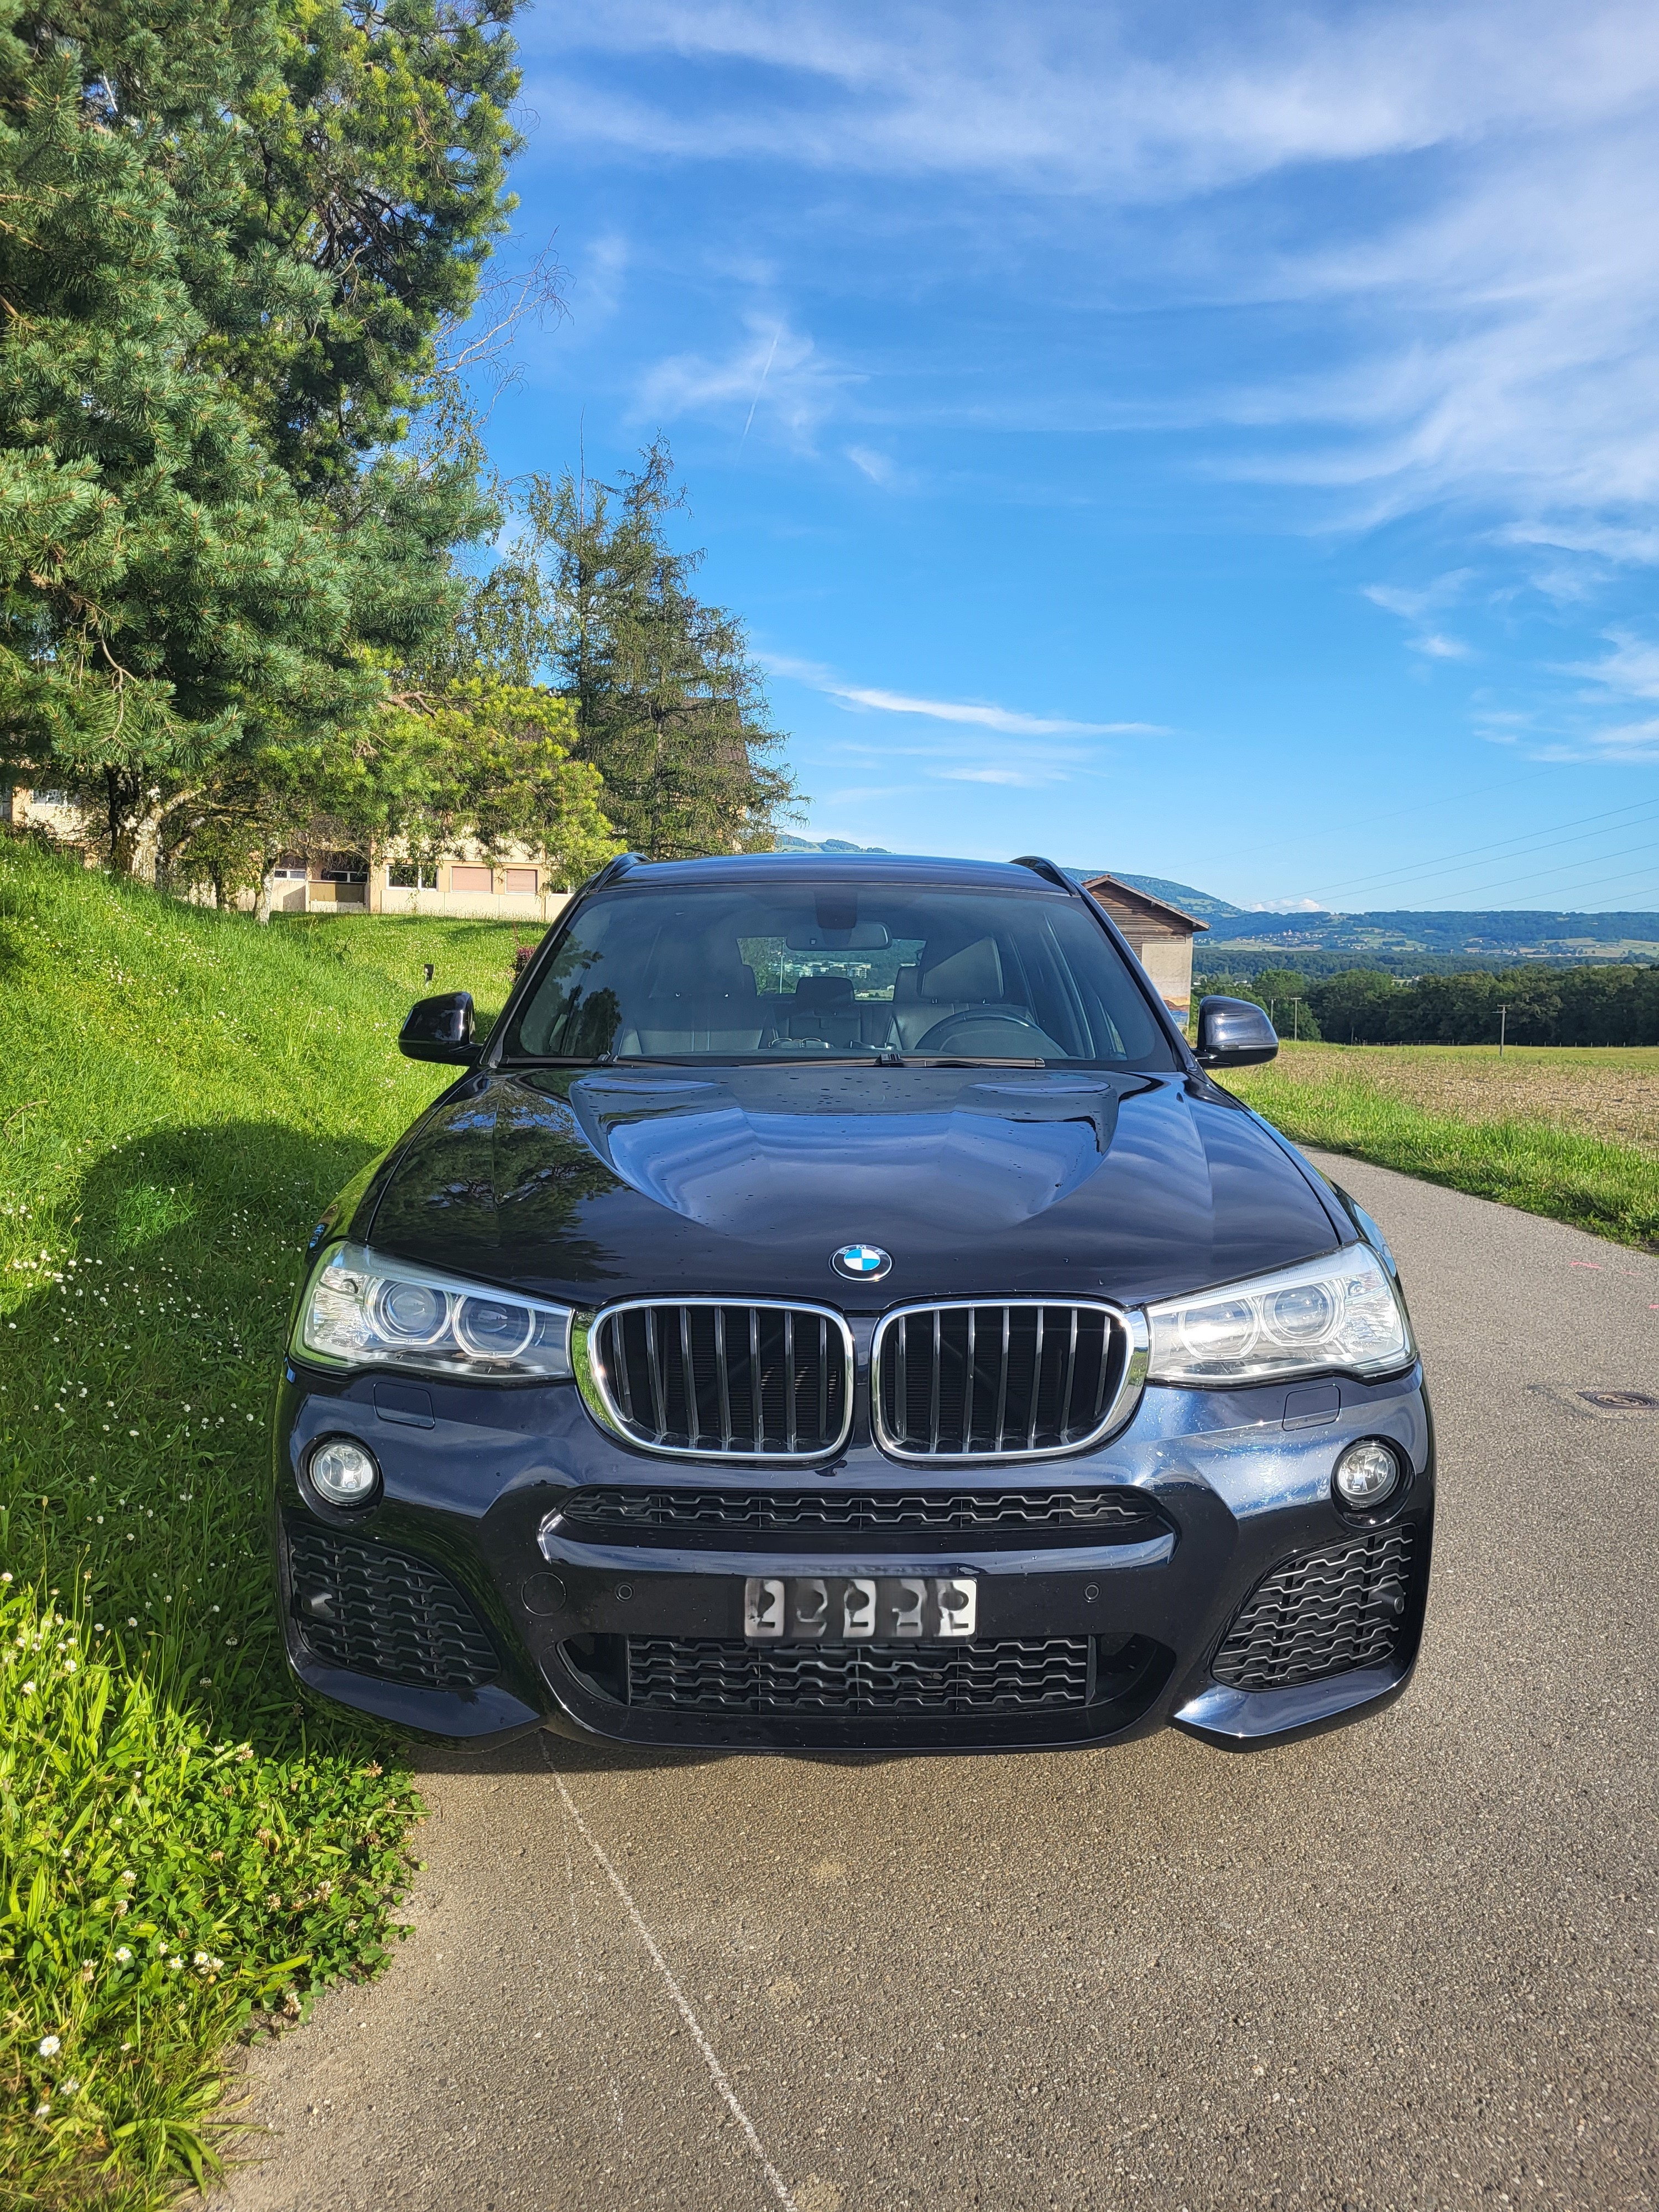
[399,990,478,1065]
[785,922,892,951]
[1194,995,1279,1068]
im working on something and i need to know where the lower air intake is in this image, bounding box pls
[286,1524,498,1691]
[1212,1527,1416,1692]
[624,1636,1092,1713]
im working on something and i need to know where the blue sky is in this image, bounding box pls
[471,1,1659,911]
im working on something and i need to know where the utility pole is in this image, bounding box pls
[1498,1004,1507,1060]
[1291,998,1301,1042]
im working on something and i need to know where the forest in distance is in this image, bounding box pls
[1196,963,1659,1047]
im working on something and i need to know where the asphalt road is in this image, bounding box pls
[212,1156,1659,2212]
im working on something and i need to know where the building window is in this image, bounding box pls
[271,855,307,880]
[503,867,539,895]
[388,863,437,888]
[32,790,69,805]
[318,855,367,883]
[448,864,493,894]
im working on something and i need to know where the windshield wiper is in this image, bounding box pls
[610,1052,885,1066]
[881,1054,1047,1068]
[504,1053,618,1068]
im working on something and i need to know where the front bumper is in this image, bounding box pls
[272,1353,1433,1755]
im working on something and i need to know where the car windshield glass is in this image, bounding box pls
[503,883,1179,1068]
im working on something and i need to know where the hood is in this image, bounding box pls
[363,1063,1344,1309]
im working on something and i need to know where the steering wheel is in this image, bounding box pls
[910,1010,1057,1056]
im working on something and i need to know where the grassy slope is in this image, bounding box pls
[1229,1044,1659,1249]
[0,844,528,2208]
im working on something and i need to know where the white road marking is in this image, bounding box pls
[545,1755,799,2212]
[558,1786,628,2145]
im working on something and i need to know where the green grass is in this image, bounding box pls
[0,843,531,2208]
[1229,1048,1659,1249]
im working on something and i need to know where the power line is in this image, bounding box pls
[1420,839,1659,904]
[1182,758,1570,875]
[1303,795,1659,900]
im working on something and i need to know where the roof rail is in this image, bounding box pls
[585,850,648,893]
[1011,855,1078,894]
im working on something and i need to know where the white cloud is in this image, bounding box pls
[827,684,1156,737]
[846,445,895,484]
[1572,630,1659,702]
[1574,718,1659,761]
[1249,896,1329,913]
[635,314,855,448]
[758,651,1159,737]
[935,765,1044,785]
[1363,572,1474,660]
[538,3,1659,199]
[537,3,1659,538]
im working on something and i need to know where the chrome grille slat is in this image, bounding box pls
[749,1307,763,1453]
[714,1307,732,1449]
[784,1311,797,1454]
[584,1300,854,1460]
[643,1307,666,1438]
[872,1301,1137,1462]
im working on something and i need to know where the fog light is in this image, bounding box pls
[1333,1438,1400,1507]
[309,1436,380,1507]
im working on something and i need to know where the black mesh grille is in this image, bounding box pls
[592,1302,850,1455]
[874,1303,1126,1457]
[1212,1528,1416,1692]
[623,1636,1093,1712]
[286,1524,499,1691]
[557,1485,1164,1548]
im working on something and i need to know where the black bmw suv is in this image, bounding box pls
[274,853,1432,1755]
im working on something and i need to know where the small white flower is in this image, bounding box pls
[63,1660,75,1673]
[22,1680,33,1693]
[60,2078,78,2094]
[38,2035,59,2057]
[168,1955,183,1971]
[114,1947,132,1963]
[118,1869,135,1884]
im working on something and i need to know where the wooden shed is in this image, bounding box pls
[1081,874,1208,1014]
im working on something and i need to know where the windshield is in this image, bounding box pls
[503,883,1179,1069]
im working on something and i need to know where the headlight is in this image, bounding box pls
[293,1241,574,1381]
[1146,1241,1412,1385]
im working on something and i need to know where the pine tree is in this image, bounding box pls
[460,439,800,858]
[0,0,524,867]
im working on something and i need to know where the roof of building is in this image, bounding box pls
[1081,873,1210,934]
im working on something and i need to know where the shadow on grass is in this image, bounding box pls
[3,1118,386,1761]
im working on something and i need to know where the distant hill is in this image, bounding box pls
[1199,909,1659,970]
[773,834,894,855]
[773,844,1658,968]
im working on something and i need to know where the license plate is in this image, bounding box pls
[744,1575,977,1643]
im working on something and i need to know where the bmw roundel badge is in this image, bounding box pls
[832,1242,892,1282]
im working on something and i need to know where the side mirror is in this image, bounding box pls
[399,991,478,1065]
[1194,995,1279,1068]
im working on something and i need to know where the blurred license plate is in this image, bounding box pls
[744,1575,977,1642]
